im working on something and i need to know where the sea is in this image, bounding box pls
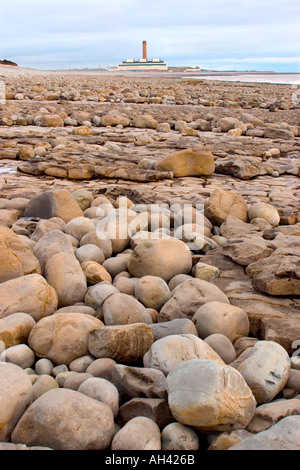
[185,72,300,85]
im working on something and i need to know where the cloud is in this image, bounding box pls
[0,0,299,71]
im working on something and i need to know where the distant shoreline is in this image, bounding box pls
[0,64,299,85]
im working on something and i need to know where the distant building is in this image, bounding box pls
[117,41,168,71]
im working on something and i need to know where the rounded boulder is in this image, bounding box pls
[28,313,103,365]
[127,239,192,282]
[143,334,224,376]
[0,362,33,441]
[11,388,115,450]
[192,301,250,342]
[102,293,153,325]
[167,359,256,432]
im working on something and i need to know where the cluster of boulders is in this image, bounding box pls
[1,106,298,143]
[3,73,297,112]
[0,186,300,450]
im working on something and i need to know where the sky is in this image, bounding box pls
[0,0,299,72]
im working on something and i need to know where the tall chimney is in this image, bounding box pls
[142,41,147,60]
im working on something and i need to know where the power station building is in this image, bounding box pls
[117,41,168,71]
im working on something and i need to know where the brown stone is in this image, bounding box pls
[118,398,174,428]
[24,189,84,223]
[88,323,154,362]
[205,189,248,226]
[0,227,41,282]
[0,274,58,321]
[156,146,215,177]
[28,313,103,365]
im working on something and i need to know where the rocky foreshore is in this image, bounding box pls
[0,68,300,451]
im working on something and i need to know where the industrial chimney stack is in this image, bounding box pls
[142,41,147,60]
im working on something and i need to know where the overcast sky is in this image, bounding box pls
[0,0,299,72]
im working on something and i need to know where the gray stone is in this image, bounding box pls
[0,344,35,369]
[230,416,300,450]
[78,377,119,417]
[161,422,199,450]
[111,417,161,450]
[102,292,153,325]
[143,334,223,376]
[238,340,290,404]
[159,279,229,322]
[150,318,198,341]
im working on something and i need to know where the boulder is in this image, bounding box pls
[207,429,253,450]
[28,313,103,365]
[0,344,35,369]
[238,340,290,404]
[78,377,119,417]
[45,252,87,306]
[102,293,153,325]
[0,313,36,348]
[98,363,167,401]
[204,334,237,364]
[64,217,96,241]
[158,279,229,322]
[230,416,300,450]
[248,202,280,227]
[102,255,130,277]
[161,422,199,450]
[111,417,161,450]
[101,112,130,127]
[84,282,119,310]
[81,261,112,284]
[167,359,256,432]
[156,146,215,177]
[216,117,245,132]
[71,189,94,211]
[33,230,74,270]
[118,398,174,429]
[30,218,66,242]
[150,318,198,341]
[0,209,19,228]
[132,114,158,129]
[246,253,300,296]
[68,355,94,373]
[80,230,113,259]
[37,114,64,127]
[205,189,248,226]
[264,127,295,140]
[143,334,223,376]
[222,235,274,266]
[0,227,41,283]
[134,276,171,311]
[75,244,105,265]
[24,189,84,223]
[247,398,300,433]
[192,301,250,342]
[0,362,33,441]
[32,375,59,401]
[127,239,192,282]
[11,388,115,450]
[88,323,154,362]
[0,274,58,321]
